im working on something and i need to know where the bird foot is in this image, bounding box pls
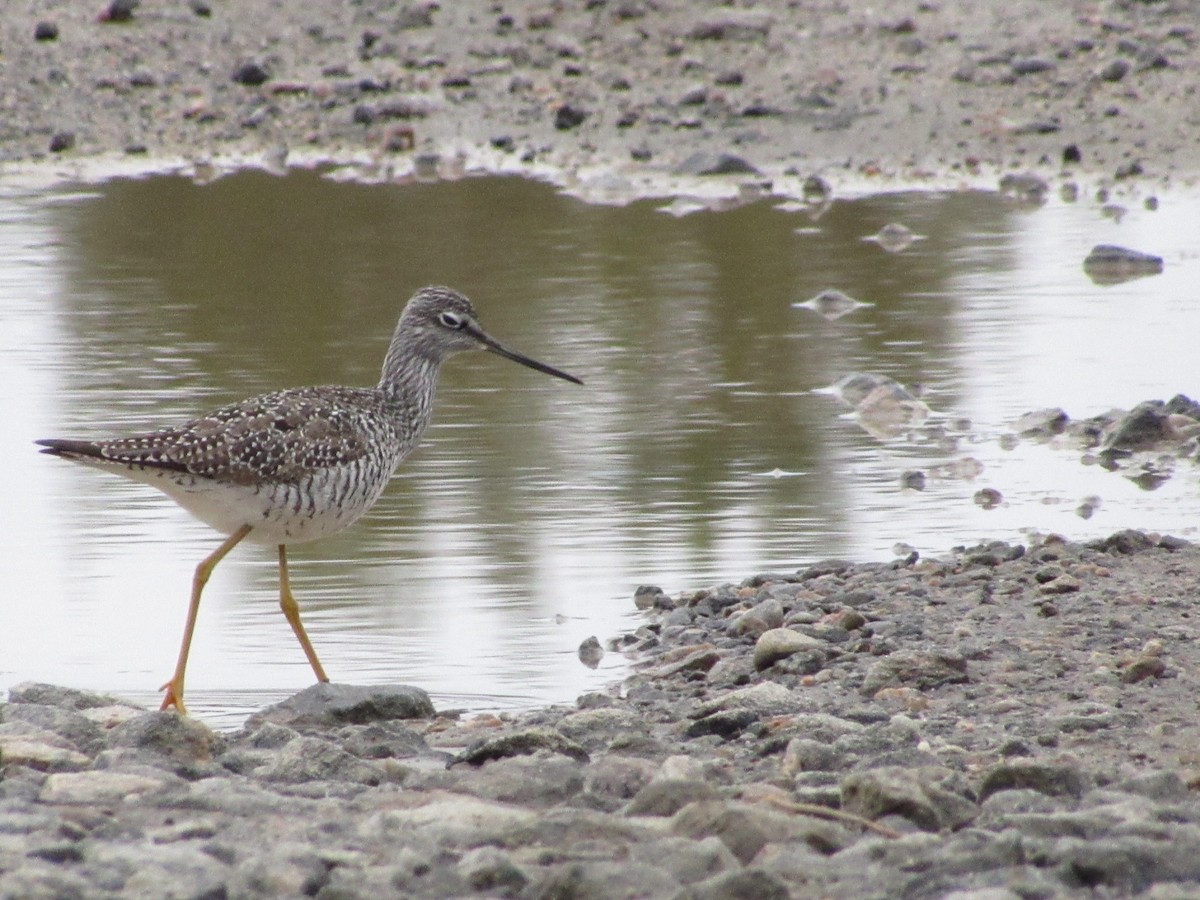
[159,679,188,715]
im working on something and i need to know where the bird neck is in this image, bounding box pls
[378,343,439,399]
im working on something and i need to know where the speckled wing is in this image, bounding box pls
[39,386,384,485]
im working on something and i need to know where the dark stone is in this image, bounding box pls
[28,844,85,864]
[1100,59,1130,82]
[1011,57,1055,75]
[100,0,139,23]
[34,21,59,41]
[1105,401,1172,450]
[1083,244,1163,284]
[231,62,270,87]
[675,152,762,176]
[554,104,588,130]
[978,759,1089,801]
[247,683,434,730]
[49,131,75,153]
[684,709,758,740]
[1092,530,1155,556]
[452,727,589,766]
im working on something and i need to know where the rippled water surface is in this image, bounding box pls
[3,170,1198,726]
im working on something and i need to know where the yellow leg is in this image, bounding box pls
[278,544,330,684]
[160,524,252,715]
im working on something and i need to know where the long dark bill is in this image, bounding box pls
[469,325,584,385]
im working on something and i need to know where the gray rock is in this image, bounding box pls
[40,769,169,804]
[360,793,538,846]
[625,778,719,817]
[677,867,791,900]
[452,726,589,765]
[860,650,969,695]
[840,766,979,831]
[412,755,585,806]
[107,711,223,764]
[674,152,762,176]
[705,655,755,686]
[2,703,106,755]
[732,598,784,636]
[978,758,1090,801]
[688,10,773,40]
[257,735,385,784]
[1104,400,1173,450]
[782,737,843,774]
[247,683,434,729]
[692,681,796,719]
[630,835,737,885]
[331,721,432,759]
[0,735,91,773]
[8,682,132,712]
[582,754,658,810]
[556,707,645,745]
[671,801,775,864]
[1083,244,1164,285]
[457,845,528,893]
[752,628,822,671]
[527,859,681,900]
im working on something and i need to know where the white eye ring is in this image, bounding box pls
[438,311,465,329]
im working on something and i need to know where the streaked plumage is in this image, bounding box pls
[37,285,582,713]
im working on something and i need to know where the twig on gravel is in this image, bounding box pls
[763,795,904,839]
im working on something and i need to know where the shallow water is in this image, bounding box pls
[3,170,1198,727]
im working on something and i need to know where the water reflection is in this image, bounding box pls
[3,170,1199,724]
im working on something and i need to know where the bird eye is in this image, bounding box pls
[438,311,465,329]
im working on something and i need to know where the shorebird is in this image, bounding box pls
[37,286,582,714]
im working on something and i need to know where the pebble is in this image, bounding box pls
[752,627,822,671]
[231,62,270,87]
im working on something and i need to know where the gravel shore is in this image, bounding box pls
[5,531,1200,898]
[6,3,1200,898]
[3,1,1198,191]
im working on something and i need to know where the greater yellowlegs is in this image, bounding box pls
[37,286,582,714]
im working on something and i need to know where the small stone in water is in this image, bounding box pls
[1014,408,1068,440]
[802,174,831,202]
[900,470,926,491]
[633,585,665,609]
[999,172,1049,204]
[792,288,873,321]
[578,636,604,669]
[974,488,1003,509]
[1083,244,1163,285]
[863,222,924,253]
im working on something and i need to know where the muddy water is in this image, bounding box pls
[3,170,1197,725]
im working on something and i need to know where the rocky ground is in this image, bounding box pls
[2,0,1198,194]
[4,530,1200,898]
[5,2,1200,898]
